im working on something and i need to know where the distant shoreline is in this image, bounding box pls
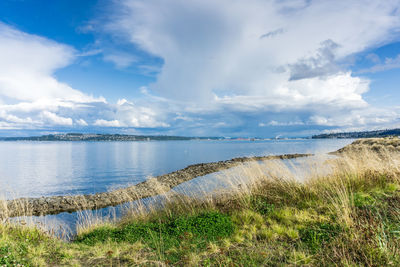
[0,133,314,142]
[312,128,400,139]
[0,133,220,142]
[3,127,400,141]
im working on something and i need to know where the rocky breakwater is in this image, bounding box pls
[0,153,311,219]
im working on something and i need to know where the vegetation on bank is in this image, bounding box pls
[312,128,400,139]
[0,133,222,142]
[1,145,400,266]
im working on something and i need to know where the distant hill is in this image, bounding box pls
[312,128,400,139]
[0,133,223,141]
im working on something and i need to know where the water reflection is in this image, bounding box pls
[0,139,353,199]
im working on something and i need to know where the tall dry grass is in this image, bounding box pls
[2,146,400,240]
[99,147,400,230]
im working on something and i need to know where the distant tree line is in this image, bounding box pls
[0,133,223,141]
[312,128,400,139]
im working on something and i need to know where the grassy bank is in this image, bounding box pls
[1,147,400,266]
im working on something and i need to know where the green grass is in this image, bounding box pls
[299,222,342,252]
[2,150,400,266]
[74,211,234,264]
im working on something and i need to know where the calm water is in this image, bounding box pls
[0,139,353,199]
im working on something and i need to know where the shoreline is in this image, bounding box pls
[1,153,311,218]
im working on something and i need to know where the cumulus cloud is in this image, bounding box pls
[214,72,369,112]
[108,0,400,106]
[259,120,305,127]
[98,0,400,134]
[0,23,88,102]
[94,119,121,127]
[41,111,73,126]
[0,22,99,129]
[2,0,400,136]
[99,98,170,128]
[288,39,341,81]
[0,23,168,131]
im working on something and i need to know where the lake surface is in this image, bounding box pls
[0,139,353,199]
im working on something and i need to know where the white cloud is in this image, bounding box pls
[308,107,400,127]
[0,22,103,129]
[95,0,400,134]
[0,23,169,131]
[0,111,35,125]
[0,23,92,103]
[108,0,400,108]
[94,119,121,127]
[113,99,170,128]
[259,120,304,127]
[41,111,73,126]
[256,106,400,132]
[214,72,369,112]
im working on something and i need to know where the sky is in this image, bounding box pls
[1,0,400,138]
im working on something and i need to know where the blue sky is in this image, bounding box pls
[1,0,400,137]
